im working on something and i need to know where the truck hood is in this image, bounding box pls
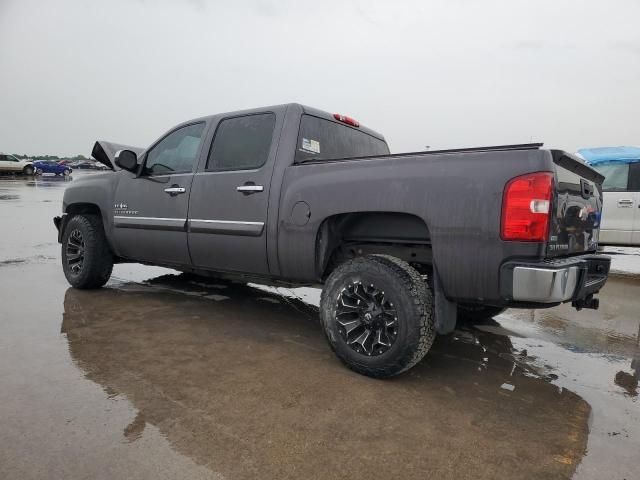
[91,141,145,170]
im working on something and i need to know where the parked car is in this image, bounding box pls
[34,160,73,176]
[72,161,96,169]
[54,104,610,378]
[577,146,640,246]
[0,153,35,175]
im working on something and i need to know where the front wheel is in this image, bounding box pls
[63,169,71,176]
[320,255,436,378]
[23,165,34,176]
[61,214,114,289]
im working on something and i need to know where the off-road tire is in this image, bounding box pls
[320,255,436,378]
[61,214,113,289]
[458,304,506,324]
[23,165,34,176]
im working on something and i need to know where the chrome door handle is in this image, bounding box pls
[164,186,186,195]
[617,199,633,207]
[236,185,264,193]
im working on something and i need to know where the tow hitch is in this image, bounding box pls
[572,294,600,311]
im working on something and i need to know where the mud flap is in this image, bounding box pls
[54,215,68,243]
[433,265,457,335]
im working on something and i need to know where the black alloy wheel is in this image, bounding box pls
[335,281,399,356]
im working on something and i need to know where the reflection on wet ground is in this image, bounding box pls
[37,273,593,479]
[0,173,639,480]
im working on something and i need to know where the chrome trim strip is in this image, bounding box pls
[188,219,265,236]
[113,216,186,231]
[512,266,579,303]
[189,219,264,225]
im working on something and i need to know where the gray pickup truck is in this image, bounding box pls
[54,103,610,377]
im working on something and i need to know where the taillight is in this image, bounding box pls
[501,172,553,241]
[333,113,360,127]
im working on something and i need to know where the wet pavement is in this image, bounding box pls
[1,173,638,479]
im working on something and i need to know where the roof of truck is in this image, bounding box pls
[189,103,386,143]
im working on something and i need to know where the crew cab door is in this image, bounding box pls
[188,112,278,275]
[111,122,207,266]
[592,163,636,245]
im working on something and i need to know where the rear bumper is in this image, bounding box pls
[501,254,610,306]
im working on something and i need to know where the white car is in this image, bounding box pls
[0,153,35,175]
[578,147,640,246]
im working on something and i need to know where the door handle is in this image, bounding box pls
[236,185,264,193]
[164,186,186,196]
[617,199,633,207]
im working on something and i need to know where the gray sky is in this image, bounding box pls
[1,0,639,157]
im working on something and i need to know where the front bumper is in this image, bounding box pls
[501,254,610,306]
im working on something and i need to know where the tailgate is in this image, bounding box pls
[547,150,605,257]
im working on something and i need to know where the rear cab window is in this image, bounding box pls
[294,114,389,163]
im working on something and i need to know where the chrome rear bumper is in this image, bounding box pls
[501,254,610,306]
[512,266,580,303]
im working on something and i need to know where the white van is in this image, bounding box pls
[578,147,640,246]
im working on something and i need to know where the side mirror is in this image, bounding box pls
[115,150,138,172]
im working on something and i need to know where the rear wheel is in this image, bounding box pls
[23,165,34,176]
[320,255,436,378]
[61,214,114,289]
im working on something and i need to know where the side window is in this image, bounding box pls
[206,113,276,171]
[592,164,630,191]
[628,163,640,191]
[143,123,206,176]
[0,155,7,161]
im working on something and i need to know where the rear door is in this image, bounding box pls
[591,163,634,245]
[112,122,207,266]
[188,112,278,275]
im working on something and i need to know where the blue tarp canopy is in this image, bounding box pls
[577,146,640,166]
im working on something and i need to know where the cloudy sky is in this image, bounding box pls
[1,0,638,157]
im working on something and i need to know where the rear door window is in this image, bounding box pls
[206,113,276,171]
[295,114,389,163]
[591,164,630,191]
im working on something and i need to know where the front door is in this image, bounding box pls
[188,113,277,275]
[112,122,207,266]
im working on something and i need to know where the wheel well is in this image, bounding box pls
[66,203,102,217]
[316,212,432,279]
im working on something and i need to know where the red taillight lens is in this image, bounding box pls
[501,172,553,241]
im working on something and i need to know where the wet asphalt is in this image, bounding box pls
[0,172,638,480]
